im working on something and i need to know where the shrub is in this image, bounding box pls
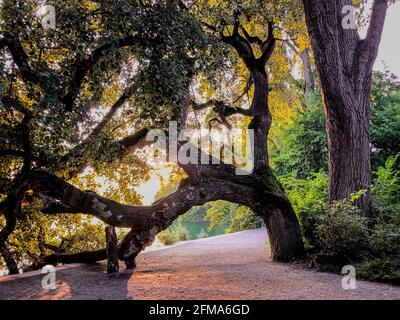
[225,207,262,233]
[356,258,400,285]
[174,224,189,241]
[283,156,400,284]
[372,154,400,205]
[356,204,400,284]
[281,171,327,248]
[157,228,178,245]
[157,224,190,245]
[316,199,370,263]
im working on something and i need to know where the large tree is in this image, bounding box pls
[302,0,389,215]
[0,0,305,274]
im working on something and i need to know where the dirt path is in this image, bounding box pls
[1,228,400,300]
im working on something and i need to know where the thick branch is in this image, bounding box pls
[25,169,270,233]
[0,33,43,86]
[258,21,276,66]
[356,0,388,83]
[0,149,26,158]
[221,30,255,66]
[240,26,263,47]
[43,248,106,265]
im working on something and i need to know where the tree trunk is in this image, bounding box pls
[325,88,372,214]
[105,226,119,274]
[302,0,388,216]
[255,169,305,261]
[261,206,305,261]
[0,245,19,275]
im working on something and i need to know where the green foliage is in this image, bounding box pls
[316,199,369,262]
[371,71,400,167]
[272,71,400,177]
[270,93,328,178]
[372,154,400,205]
[225,206,261,234]
[205,200,262,234]
[0,204,105,271]
[179,205,211,224]
[1,0,230,273]
[281,171,328,214]
[157,228,178,245]
[280,171,327,247]
[282,157,400,283]
[359,158,400,284]
[357,206,400,284]
[174,224,190,242]
[206,200,237,231]
[157,224,189,246]
[156,200,261,246]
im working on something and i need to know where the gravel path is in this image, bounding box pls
[1,228,400,300]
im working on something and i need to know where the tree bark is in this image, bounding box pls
[302,0,388,216]
[261,206,305,261]
[0,245,19,275]
[105,226,119,274]
[324,85,372,213]
[43,248,107,265]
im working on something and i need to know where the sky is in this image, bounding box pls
[374,2,400,76]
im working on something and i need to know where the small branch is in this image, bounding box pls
[0,149,26,158]
[62,35,139,111]
[53,81,140,176]
[192,99,253,116]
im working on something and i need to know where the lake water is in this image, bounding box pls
[181,221,228,240]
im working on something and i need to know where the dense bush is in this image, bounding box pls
[282,155,400,284]
[225,207,262,234]
[316,199,370,264]
[270,93,328,178]
[157,229,178,245]
[370,71,400,167]
[157,224,189,245]
[281,171,327,247]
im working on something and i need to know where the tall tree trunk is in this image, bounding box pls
[325,86,372,213]
[302,0,388,216]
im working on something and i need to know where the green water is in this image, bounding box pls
[179,221,228,240]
